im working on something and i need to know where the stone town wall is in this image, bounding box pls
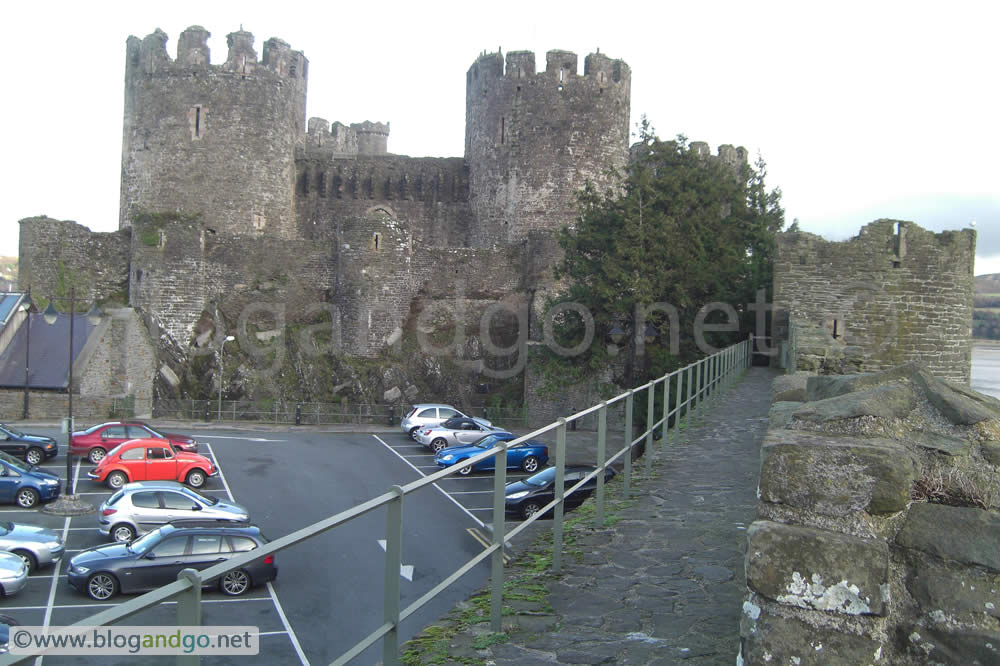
[772,220,976,384]
[16,217,130,302]
[741,366,1000,665]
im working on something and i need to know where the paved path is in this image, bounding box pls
[414,367,777,665]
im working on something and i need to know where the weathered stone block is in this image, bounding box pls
[907,627,1000,665]
[806,363,920,401]
[768,401,802,429]
[740,604,884,665]
[914,369,1000,425]
[906,560,1000,619]
[746,521,889,615]
[907,429,971,456]
[983,441,1000,466]
[759,431,917,515]
[896,503,1000,572]
[772,373,810,403]
[792,383,916,424]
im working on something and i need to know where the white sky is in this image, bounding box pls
[3,1,998,275]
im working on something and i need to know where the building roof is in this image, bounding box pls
[0,312,97,390]
[0,293,24,327]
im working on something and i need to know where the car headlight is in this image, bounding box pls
[71,564,89,575]
[45,541,62,550]
[507,491,529,499]
[45,442,56,449]
[45,478,59,485]
[440,454,454,461]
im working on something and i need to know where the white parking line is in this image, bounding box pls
[37,516,71,666]
[372,435,484,528]
[206,442,308,666]
[446,490,495,495]
[0,597,274,612]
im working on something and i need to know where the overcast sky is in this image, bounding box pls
[3,1,997,275]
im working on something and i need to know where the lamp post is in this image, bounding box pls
[217,335,235,420]
[19,290,32,420]
[41,288,103,497]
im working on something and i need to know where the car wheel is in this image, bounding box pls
[89,448,107,464]
[408,427,420,441]
[431,439,448,453]
[220,569,252,596]
[25,448,44,465]
[521,501,542,519]
[106,471,127,489]
[520,456,540,473]
[15,488,39,509]
[87,572,118,600]
[11,550,36,574]
[457,463,473,476]
[186,470,207,488]
[110,523,136,543]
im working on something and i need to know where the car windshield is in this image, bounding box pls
[140,424,166,439]
[0,451,30,473]
[473,434,507,449]
[0,522,11,537]
[524,468,556,487]
[0,425,23,437]
[105,443,126,459]
[441,417,465,429]
[128,530,161,555]
[79,423,107,435]
[183,487,218,506]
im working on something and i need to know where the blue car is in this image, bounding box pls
[0,452,61,508]
[0,424,58,465]
[434,433,549,475]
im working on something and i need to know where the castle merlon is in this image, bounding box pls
[127,27,307,80]
[466,48,630,89]
[305,119,391,156]
[688,141,749,165]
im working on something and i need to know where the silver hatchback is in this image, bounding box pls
[98,481,249,543]
[401,404,489,440]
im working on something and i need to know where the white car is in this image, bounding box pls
[416,417,511,453]
[401,404,490,440]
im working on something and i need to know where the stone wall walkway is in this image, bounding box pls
[406,367,777,665]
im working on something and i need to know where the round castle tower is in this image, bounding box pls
[465,48,631,246]
[120,26,308,238]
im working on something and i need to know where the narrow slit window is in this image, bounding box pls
[500,117,505,144]
[832,319,840,339]
[194,107,201,138]
[372,232,381,252]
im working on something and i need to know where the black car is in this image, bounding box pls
[505,465,617,519]
[0,425,57,465]
[67,522,276,601]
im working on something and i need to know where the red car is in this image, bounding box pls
[71,422,199,464]
[86,439,216,490]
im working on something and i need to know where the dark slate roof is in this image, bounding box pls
[0,313,97,390]
[0,294,23,327]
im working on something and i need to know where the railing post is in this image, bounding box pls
[383,485,403,666]
[553,418,567,573]
[695,359,703,423]
[596,402,607,527]
[623,391,633,498]
[490,444,507,633]
[661,373,670,454]
[673,370,682,445]
[176,568,202,666]
[645,382,655,476]
[683,365,692,434]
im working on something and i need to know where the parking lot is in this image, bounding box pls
[0,426,557,664]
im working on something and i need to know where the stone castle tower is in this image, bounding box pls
[120,26,308,239]
[464,49,631,245]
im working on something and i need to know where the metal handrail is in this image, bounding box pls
[0,337,751,666]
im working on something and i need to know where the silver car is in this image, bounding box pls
[401,404,489,440]
[0,521,64,573]
[98,481,249,543]
[0,552,28,596]
[416,416,512,453]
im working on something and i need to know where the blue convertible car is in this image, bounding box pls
[434,433,549,475]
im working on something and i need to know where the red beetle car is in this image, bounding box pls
[71,422,199,465]
[87,439,216,490]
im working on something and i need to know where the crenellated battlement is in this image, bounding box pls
[687,141,749,167]
[126,26,308,81]
[466,47,630,89]
[304,118,391,155]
